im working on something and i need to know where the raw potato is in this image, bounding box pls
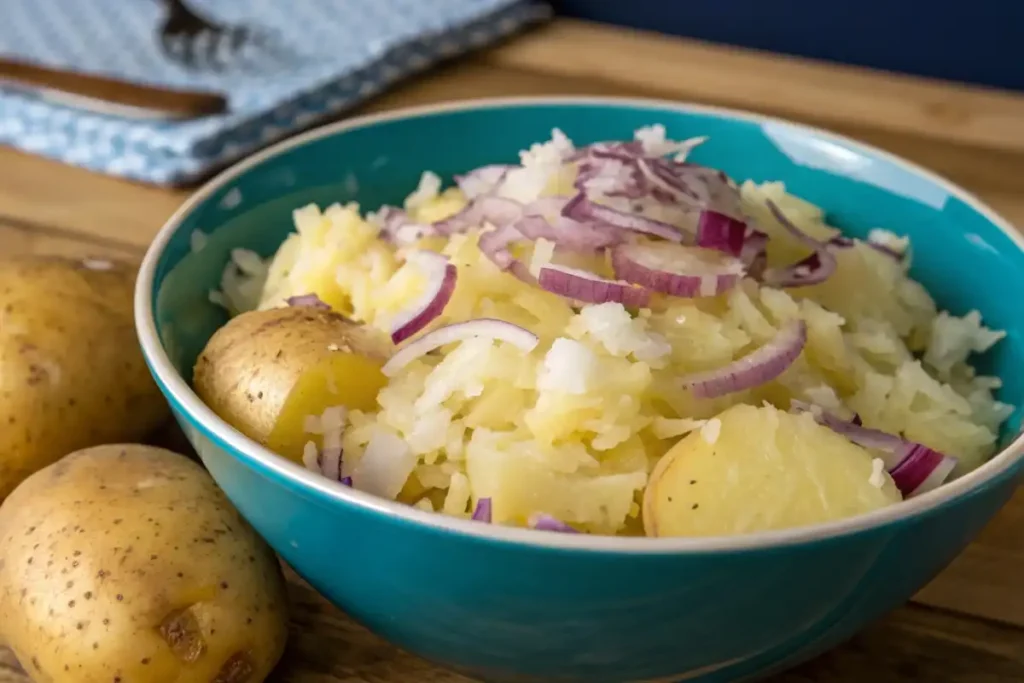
[193,306,390,463]
[0,444,289,683]
[0,256,169,500]
[643,404,901,537]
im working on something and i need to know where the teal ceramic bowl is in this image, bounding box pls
[136,97,1024,683]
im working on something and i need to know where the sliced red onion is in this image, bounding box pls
[634,158,700,205]
[455,165,513,199]
[471,497,492,523]
[389,251,458,344]
[827,235,856,249]
[514,214,621,252]
[612,242,745,298]
[740,229,769,279]
[570,141,645,162]
[518,197,622,251]
[562,193,684,243]
[340,476,353,487]
[791,402,958,497]
[382,318,540,377]
[866,242,905,261]
[679,319,807,398]
[435,195,523,235]
[538,264,651,307]
[791,401,905,454]
[642,158,705,204]
[321,445,343,481]
[528,513,579,533]
[696,210,747,257]
[889,444,957,497]
[286,293,331,309]
[477,223,536,285]
[375,206,437,246]
[760,201,837,288]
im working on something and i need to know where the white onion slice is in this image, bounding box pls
[562,193,684,243]
[612,242,745,298]
[382,319,539,377]
[679,319,807,398]
[389,251,458,344]
[538,264,651,307]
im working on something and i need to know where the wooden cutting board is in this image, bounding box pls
[1,19,1022,682]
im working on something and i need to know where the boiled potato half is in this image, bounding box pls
[193,305,391,463]
[644,404,901,537]
[0,256,169,500]
[0,444,289,683]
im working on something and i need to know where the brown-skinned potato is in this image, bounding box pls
[193,305,391,462]
[0,444,289,683]
[0,256,169,500]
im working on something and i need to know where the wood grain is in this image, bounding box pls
[2,566,1022,683]
[0,17,1022,682]
[484,21,1024,156]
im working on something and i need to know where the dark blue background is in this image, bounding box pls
[552,1,1022,92]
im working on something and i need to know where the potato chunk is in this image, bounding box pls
[644,404,900,537]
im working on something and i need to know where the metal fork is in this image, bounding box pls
[157,0,252,70]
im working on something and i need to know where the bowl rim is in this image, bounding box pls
[136,95,1024,554]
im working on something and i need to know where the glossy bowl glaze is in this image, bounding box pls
[136,98,1024,683]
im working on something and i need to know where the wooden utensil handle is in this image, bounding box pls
[0,58,228,120]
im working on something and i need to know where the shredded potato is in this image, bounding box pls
[218,129,1011,536]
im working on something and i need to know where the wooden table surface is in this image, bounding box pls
[2,18,1023,683]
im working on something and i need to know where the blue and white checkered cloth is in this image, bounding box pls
[0,0,549,185]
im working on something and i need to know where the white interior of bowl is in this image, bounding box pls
[136,96,1024,553]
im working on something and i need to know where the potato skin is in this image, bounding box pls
[193,306,390,448]
[0,256,169,500]
[0,444,289,683]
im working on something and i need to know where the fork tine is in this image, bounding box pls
[181,33,197,69]
[204,30,224,70]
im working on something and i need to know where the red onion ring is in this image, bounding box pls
[679,319,807,398]
[435,195,524,235]
[696,210,748,257]
[477,223,536,285]
[375,206,437,246]
[740,229,769,279]
[791,402,959,497]
[389,251,458,344]
[562,193,684,243]
[612,242,745,298]
[760,201,837,288]
[382,318,540,377]
[538,264,651,307]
